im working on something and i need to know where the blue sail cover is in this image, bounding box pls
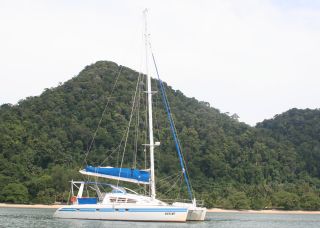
[84,166,150,183]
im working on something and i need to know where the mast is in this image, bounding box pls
[144,9,156,199]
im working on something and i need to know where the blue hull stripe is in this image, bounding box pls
[59,208,187,213]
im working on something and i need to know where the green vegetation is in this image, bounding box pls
[1,183,29,203]
[0,61,319,210]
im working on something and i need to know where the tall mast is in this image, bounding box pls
[143,9,156,199]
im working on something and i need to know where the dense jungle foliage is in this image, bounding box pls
[0,61,320,210]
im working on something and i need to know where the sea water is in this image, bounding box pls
[0,208,320,228]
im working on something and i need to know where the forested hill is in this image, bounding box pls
[257,108,320,178]
[0,61,320,210]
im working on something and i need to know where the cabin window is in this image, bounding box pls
[126,199,137,203]
[117,198,127,203]
[109,197,116,202]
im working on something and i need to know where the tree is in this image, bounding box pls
[36,188,56,204]
[300,193,320,210]
[227,191,250,209]
[273,191,300,210]
[1,183,29,203]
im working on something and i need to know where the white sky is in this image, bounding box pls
[0,0,319,125]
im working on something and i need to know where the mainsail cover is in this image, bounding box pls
[80,166,150,185]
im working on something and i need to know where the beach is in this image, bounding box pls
[207,208,320,214]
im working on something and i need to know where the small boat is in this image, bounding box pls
[54,9,206,222]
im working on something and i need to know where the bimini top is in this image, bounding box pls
[80,165,150,185]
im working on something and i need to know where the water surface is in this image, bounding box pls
[0,208,320,228]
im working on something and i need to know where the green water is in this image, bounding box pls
[0,208,320,228]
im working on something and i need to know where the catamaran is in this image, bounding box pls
[53,9,206,222]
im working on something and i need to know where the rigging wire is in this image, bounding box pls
[133,29,146,170]
[157,175,181,191]
[143,74,149,195]
[157,172,181,184]
[164,99,195,197]
[133,72,142,168]
[116,72,142,187]
[99,132,126,167]
[177,173,184,200]
[153,91,163,179]
[159,89,196,200]
[83,65,123,166]
[163,173,182,196]
[154,93,163,140]
[148,41,195,201]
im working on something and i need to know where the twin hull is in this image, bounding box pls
[54,204,188,222]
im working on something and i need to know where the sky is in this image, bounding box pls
[0,0,319,126]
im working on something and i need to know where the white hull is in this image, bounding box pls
[187,208,206,221]
[172,202,206,221]
[54,204,188,222]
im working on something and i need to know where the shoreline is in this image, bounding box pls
[207,208,320,214]
[0,204,320,214]
[0,203,61,209]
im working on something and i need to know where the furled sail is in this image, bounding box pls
[80,165,150,185]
